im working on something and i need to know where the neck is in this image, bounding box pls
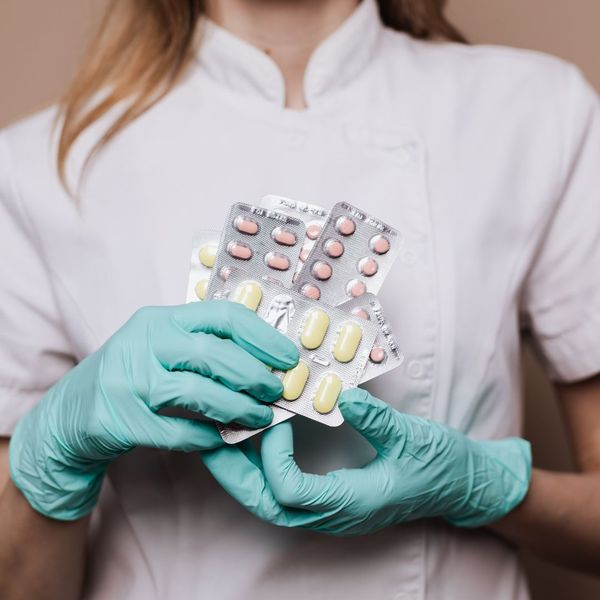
[205,0,360,109]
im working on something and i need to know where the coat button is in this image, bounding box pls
[407,360,425,379]
[401,248,417,266]
[288,132,306,147]
[395,146,412,166]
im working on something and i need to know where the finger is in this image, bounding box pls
[202,444,289,525]
[202,445,328,528]
[338,388,405,454]
[150,371,274,428]
[238,440,263,469]
[159,328,284,402]
[133,413,225,452]
[261,422,348,511]
[171,301,299,370]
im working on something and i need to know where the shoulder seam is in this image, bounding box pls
[0,133,37,240]
[381,30,575,71]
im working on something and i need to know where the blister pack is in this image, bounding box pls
[185,230,220,302]
[218,293,404,444]
[337,293,404,382]
[218,405,295,445]
[259,195,329,276]
[209,268,379,428]
[294,201,402,305]
[207,203,306,299]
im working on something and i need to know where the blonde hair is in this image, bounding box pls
[57,0,464,185]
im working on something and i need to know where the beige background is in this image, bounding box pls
[1,1,599,597]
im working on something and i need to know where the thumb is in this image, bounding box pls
[338,388,405,454]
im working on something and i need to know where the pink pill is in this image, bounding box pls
[359,257,379,277]
[370,234,390,255]
[272,227,297,246]
[346,279,366,298]
[351,307,370,320]
[265,252,290,271]
[227,241,253,260]
[311,260,332,281]
[370,346,387,364]
[234,216,259,235]
[301,283,321,300]
[299,245,311,262]
[335,216,356,236]
[324,238,344,258]
[306,222,322,240]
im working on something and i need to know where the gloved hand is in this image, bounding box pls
[9,301,298,521]
[202,388,531,534]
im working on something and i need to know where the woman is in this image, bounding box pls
[1,0,599,598]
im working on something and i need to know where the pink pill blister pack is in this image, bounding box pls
[259,195,330,276]
[206,203,306,299]
[293,202,402,306]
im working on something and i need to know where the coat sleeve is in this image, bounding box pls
[521,67,600,383]
[0,131,76,435]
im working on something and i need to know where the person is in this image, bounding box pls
[0,0,599,598]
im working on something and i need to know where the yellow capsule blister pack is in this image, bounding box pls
[185,230,221,302]
[216,294,405,444]
[337,293,405,382]
[209,267,379,438]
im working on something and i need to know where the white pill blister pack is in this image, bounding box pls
[259,195,330,276]
[209,267,379,429]
[207,202,306,299]
[293,201,402,306]
[186,230,221,302]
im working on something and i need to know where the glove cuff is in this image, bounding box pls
[445,437,532,528]
[9,409,106,521]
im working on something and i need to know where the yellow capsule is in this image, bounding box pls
[300,309,330,350]
[313,373,342,414]
[198,242,218,268]
[333,321,363,363]
[194,278,209,300]
[232,281,263,311]
[282,361,309,401]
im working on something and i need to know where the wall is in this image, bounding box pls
[1,1,599,597]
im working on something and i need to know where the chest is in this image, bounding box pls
[35,103,549,431]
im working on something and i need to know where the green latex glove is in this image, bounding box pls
[9,301,298,521]
[202,388,531,534]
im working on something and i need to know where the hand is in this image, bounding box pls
[9,301,298,520]
[202,388,531,534]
